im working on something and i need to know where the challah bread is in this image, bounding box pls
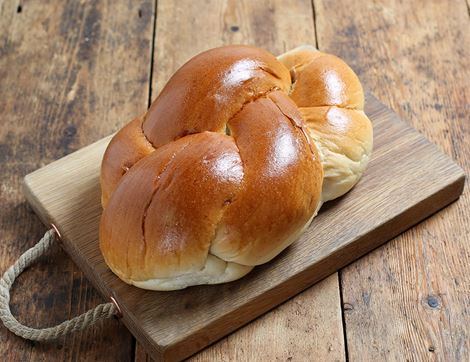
[278,45,373,202]
[100,45,373,290]
[100,45,323,290]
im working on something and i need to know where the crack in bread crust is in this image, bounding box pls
[225,86,281,127]
[138,140,194,278]
[140,115,158,151]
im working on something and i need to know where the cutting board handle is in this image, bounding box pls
[0,228,120,341]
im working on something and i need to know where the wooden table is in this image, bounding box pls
[1,1,468,360]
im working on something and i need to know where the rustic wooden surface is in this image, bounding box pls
[1,0,469,361]
[315,0,470,360]
[0,0,155,360]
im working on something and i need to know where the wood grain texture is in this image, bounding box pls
[315,0,470,360]
[152,0,320,92]
[22,91,465,361]
[187,274,344,362]
[0,0,155,360]
[135,276,344,362]
[145,0,346,361]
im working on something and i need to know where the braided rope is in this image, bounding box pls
[0,229,117,341]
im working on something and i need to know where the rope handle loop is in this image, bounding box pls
[0,228,119,341]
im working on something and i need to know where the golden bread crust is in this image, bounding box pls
[100,45,371,290]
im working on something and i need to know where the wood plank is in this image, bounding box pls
[188,274,344,362]
[0,0,155,360]
[152,0,322,92]
[135,276,344,362]
[314,0,470,360]
[22,90,465,361]
[144,0,346,360]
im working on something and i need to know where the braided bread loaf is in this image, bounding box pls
[99,45,372,290]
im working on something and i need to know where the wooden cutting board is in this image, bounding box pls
[23,93,465,361]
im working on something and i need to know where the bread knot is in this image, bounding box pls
[99,45,372,290]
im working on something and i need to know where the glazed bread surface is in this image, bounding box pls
[278,45,373,201]
[99,45,372,290]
